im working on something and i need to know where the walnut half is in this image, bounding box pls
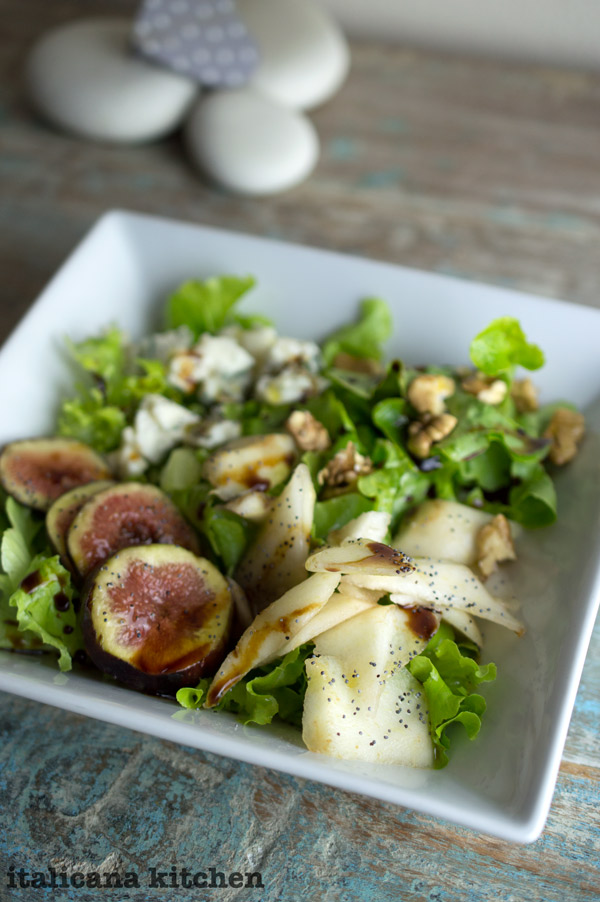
[476,514,516,580]
[317,441,373,488]
[511,378,539,413]
[285,410,330,452]
[543,408,585,465]
[407,413,458,459]
[462,372,507,405]
[407,374,455,416]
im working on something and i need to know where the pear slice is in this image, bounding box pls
[442,609,482,647]
[205,570,340,706]
[283,588,378,655]
[235,463,316,613]
[342,557,524,635]
[394,499,520,566]
[203,432,296,501]
[302,605,434,767]
[328,511,391,545]
[305,538,414,577]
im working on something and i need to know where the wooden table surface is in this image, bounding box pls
[1,2,599,900]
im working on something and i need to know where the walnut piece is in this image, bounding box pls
[407,413,458,459]
[407,374,455,416]
[543,407,585,465]
[285,410,330,452]
[476,514,516,580]
[317,441,373,487]
[511,378,539,413]
[462,372,507,405]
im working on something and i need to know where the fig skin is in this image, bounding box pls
[46,480,114,559]
[0,438,112,510]
[82,544,234,693]
[67,482,200,578]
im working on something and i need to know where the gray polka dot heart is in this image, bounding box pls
[132,0,259,87]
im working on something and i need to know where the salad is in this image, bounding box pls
[0,276,585,768]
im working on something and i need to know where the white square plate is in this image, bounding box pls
[1,210,599,843]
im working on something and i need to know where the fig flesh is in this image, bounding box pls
[67,482,200,578]
[83,544,233,693]
[46,480,114,559]
[0,438,112,510]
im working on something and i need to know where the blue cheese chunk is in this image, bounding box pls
[114,393,200,476]
[168,334,254,402]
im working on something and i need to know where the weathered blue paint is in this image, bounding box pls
[357,169,405,189]
[327,137,361,161]
[380,117,411,135]
[1,617,598,902]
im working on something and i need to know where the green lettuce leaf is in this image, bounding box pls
[1,497,44,590]
[8,555,83,671]
[408,622,496,768]
[0,497,82,667]
[201,499,254,574]
[59,327,180,452]
[470,317,544,377]
[372,397,409,445]
[67,326,125,385]
[358,440,430,528]
[508,465,557,528]
[166,275,256,337]
[57,389,126,453]
[322,298,392,365]
[313,493,374,541]
[177,643,314,726]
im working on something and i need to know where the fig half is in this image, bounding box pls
[46,480,114,559]
[82,544,233,692]
[67,482,200,578]
[0,438,112,510]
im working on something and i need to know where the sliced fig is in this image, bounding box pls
[46,480,114,559]
[0,438,112,510]
[68,482,200,578]
[82,544,233,693]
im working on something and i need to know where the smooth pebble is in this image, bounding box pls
[185,89,319,196]
[26,18,198,144]
[237,0,350,110]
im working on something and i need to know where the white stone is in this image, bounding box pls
[237,0,350,110]
[185,88,319,196]
[26,18,198,144]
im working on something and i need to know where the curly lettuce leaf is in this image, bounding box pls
[166,275,256,337]
[8,555,82,671]
[0,497,82,667]
[470,317,544,377]
[57,388,126,453]
[67,326,125,385]
[177,643,314,726]
[59,328,179,452]
[322,298,392,365]
[1,497,44,591]
[408,622,496,768]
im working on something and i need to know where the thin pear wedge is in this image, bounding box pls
[342,557,524,635]
[205,571,340,706]
[394,499,520,566]
[328,511,391,545]
[306,538,414,577]
[235,463,316,614]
